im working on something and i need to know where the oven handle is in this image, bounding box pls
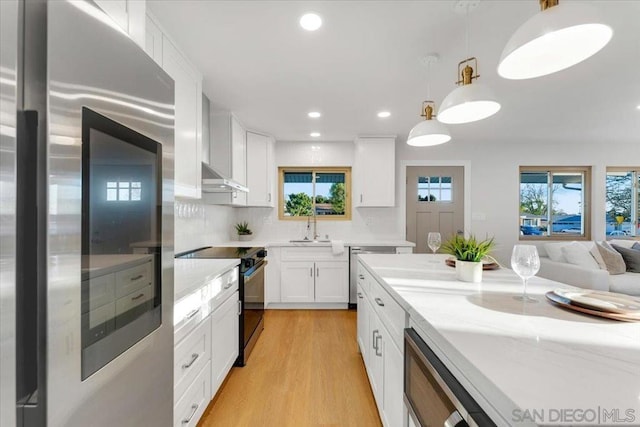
[243,261,268,283]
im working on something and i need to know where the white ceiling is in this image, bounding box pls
[148,0,640,145]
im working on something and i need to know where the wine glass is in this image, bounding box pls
[510,245,540,302]
[427,232,441,262]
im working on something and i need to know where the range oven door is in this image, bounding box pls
[404,328,495,427]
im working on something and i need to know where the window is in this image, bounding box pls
[418,176,452,202]
[278,167,351,220]
[605,168,639,238]
[106,181,142,201]
[519,166,591,240]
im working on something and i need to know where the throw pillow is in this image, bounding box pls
[544,242,569,262]
[589,244,607,270]
[561,242,600,270]
[632,242,640,251]
[596,242,626,275]
[611,244,640,273]
[609,239,636,249]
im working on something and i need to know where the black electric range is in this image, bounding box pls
[175,246,267,366]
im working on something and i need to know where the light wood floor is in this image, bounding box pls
[198,310,382,427]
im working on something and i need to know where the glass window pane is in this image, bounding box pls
[606,171,633,236]
[440,176,452,202]
[131,189,141,201]
[315,173,345,215]
[119,181,130,188]
[119,188,130,201]
[441,177,452,184]
[520,172,549,235]
[550,172,584,235]
[107,181,117,188]
[283,172,313,217]
[106,189,117,201]
[132,182,141,188]
[418,176,432,201]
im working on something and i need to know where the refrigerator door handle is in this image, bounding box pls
[16,110,47,426]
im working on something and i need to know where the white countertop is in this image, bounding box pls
[174,258,240,301]
[212,239,416,248]
[358,254,640,427]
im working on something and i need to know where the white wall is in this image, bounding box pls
[396,137,639,263]
[174,199,236,253]
[236,140,403,241]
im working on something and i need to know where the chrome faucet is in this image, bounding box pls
[306,213,319,240]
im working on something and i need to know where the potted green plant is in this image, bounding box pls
[235,221,253,241]
[442,234,495,283]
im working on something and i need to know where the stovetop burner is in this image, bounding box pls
[175,246,267,274]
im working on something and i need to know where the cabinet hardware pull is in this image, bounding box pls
[372,329,378,350]
[130,274,144,281]
[375,335,382,357]
[310,267,313,277]
[131,293,145,301]
[238,300,242,316]
[181,403,199,425]
[182,353,199,369]
[375,297,385,307]
[223,282,232,289]
[357,292,363,299]
[186,308,200,320]
[358,274,364,280]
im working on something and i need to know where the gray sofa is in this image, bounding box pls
[538,240,640,296]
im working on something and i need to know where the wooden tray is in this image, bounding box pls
[545,291,640,322]
[445,257,500,270]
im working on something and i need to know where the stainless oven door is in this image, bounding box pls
[404,328,495,427]
[241,260,266,349]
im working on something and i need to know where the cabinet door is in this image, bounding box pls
[144,15,163,65]
[230,116,246,205]
[382,334,404,427]
[210,291,239,398]
[356,283,369,364]
[354,137,395,207]
[246,131,272,207]
[280,262,315,303]
[368,307,384,411]
[314,261,348,303]
[162,37,202,199]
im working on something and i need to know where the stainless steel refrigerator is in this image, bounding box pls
[1,1,175,426]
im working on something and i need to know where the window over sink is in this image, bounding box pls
[278,167,351,220]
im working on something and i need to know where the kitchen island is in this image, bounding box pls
[358,254,640,427]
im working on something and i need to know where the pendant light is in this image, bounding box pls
[407,55,451,147]
[438,3,501,124]
[407,101,451,147]
[498,0,612,80]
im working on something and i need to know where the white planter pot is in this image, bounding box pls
[238,234,253,241]
[455,260,482,283]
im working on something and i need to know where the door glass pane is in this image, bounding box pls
[418,177,432,201]
[315,172,345,216]
[283,172,313,217]
[519,172,548,235]
[605,171,633,236]
[550,172,584,235]
[418,176,452,202]
[440,177,452,202]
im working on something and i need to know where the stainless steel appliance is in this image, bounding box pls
[349,246,397,307]
[404,328,495,427]
[175,247,267,366]
[1,1,175,425]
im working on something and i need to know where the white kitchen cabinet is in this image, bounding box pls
[353,137,396,207]
[94,0,145,49]
[210,290,239,397]
[162,36,202,199]
[314,261,349,303]
[144,14,163,64]
[208,113,247,205]
[280,261,315,303]
[246,131,275,207]
[357,260,406,427]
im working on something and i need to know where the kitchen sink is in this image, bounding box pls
[289,239,331,243]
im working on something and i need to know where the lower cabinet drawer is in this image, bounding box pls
[174,315,211,403]
[115,284,154,316]
[369,282,406,352]
[174,360,211,427]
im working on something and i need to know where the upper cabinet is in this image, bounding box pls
[246,131,275,207]
[353,137,396,207]
[146,18,202,199]
[95,0,146,49]
[208,113,247,206]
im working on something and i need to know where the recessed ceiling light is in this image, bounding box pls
[377,111,391,118]
[310,132,321,137]
[308,111,321,118]
[300,13,322,31]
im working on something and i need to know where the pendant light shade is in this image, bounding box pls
[407,104,451,147]
[438,57,501,124]
[497,1,612,80]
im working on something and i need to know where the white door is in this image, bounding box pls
[230,117,247,205]
[356,284,369,363]
[382,336,404,427]
[314,261,348,303]
[406,166,464,253]
[246,132,269,206]
[210,291,239,397]
[368,308,384,410]
[280,262,315,302]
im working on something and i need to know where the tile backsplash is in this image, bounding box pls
[174,199,236,253]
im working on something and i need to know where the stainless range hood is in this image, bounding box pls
[201,162,248,193]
